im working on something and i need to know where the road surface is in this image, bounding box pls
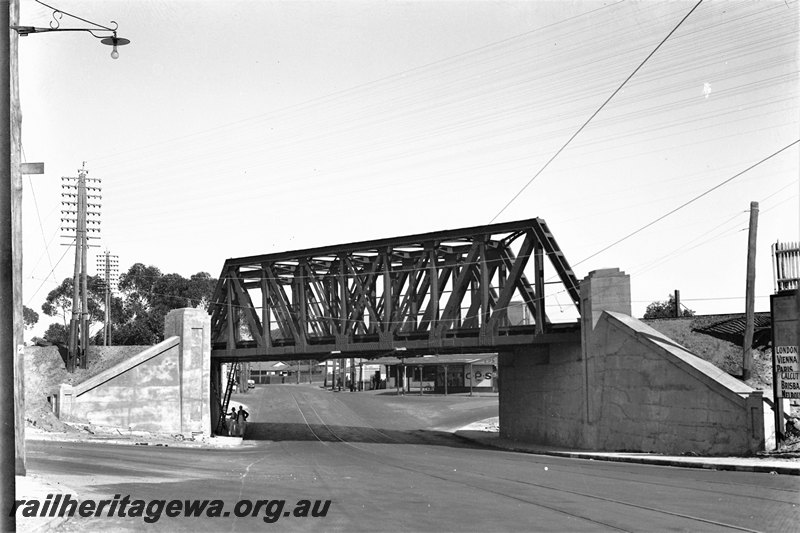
[21,384,800,532]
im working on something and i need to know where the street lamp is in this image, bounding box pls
[11,1,130,59]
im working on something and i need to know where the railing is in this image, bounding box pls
[772,241,799,292]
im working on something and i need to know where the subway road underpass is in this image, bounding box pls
[22,384,800,532]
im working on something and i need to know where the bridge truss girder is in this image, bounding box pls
[210,218,581,361]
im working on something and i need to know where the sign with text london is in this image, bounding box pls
[771,290,799,400]
[776,346,799,398]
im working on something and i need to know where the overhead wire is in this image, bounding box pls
[21,143,58,285]
[91,3,796,221]
[86,0,630,168]
[630,211,748,277]
[629,175,798,278]
[24,174,62,285]
[531,141,799,305]
[571,139,799,270]
[85,3,705,178]
[25,237,76,307]
[28,2,796,308]
[487,0,706,223]
[92,4,792,222]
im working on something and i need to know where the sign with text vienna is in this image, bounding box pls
[771,291,799,399]
[776,345,799,398]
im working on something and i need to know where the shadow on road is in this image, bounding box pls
[244,421,483,448]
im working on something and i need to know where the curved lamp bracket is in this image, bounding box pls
[10,1,130,59]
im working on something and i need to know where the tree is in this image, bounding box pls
[42,323,68,345]
[39,264,218,347]
[113,264,217,344]
[23,305,39,329]
[187,272,216,311]
[643,294,695,319]
[41,276,106,326]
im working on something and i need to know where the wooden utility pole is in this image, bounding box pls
[2,2,15,527]
[64,166,101,370]
[3,2,25,529]
[674,289,681,318]
[104,253,111,345]
[743,201,759,381]
[80,173,89,366]
[96,251,118,346]
[66,172,85,371]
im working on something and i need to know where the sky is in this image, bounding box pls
[17,0,800,341]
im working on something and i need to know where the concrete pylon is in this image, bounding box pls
[164,308,211,437]
[580,268,632,446]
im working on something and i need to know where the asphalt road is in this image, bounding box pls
[22,384,800,532]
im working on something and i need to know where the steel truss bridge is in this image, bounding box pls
[210,218,581,361]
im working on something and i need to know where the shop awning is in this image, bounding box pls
[366,353,497,366]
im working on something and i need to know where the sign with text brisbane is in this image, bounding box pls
[776,345,800,399]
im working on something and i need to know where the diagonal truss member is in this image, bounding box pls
[210,218,580,360]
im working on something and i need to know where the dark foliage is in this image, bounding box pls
[643,294,695,319]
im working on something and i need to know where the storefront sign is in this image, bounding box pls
[466,365,494,388]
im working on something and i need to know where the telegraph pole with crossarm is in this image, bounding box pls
[96,250,118,346]
[61,164,101,370]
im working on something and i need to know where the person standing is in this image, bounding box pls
[228,407,238,437]
[236,405,249,437]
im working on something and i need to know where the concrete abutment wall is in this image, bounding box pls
[57,308,211,436]
[500,268,765,455]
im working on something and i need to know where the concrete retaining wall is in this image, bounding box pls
[57,308,211,436]
[58,338,182,432]
[588,312,763,454]
[499,268,764,455]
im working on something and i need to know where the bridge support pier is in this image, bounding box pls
[210,359,222,435]
[580,268,632,447]
[164,308,212,437]
[500,268,764,455]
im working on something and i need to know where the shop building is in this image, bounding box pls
[368,353,498,394]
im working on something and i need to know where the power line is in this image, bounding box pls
[25,237,75,307]
[88,4,720,181]
[630,210,747,277]
[573,139,800,269]
[633,295,772,303]
[87,0,627,167]
[488,0,706,224]
[79,2,793,214]
[25,173,57,287]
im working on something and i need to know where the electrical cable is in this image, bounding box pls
[572,139,799,269]
[25,174,61,285]
[25,238,76,306]
[488,0,705,224]
[86,0,627,167]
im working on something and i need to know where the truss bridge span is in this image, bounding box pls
[210,218,582,362]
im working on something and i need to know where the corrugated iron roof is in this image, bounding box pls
[692,313,772,348]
